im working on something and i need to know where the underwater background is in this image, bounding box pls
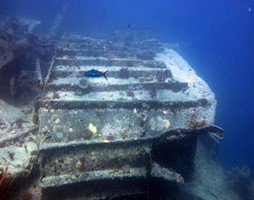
[1,0,254,177]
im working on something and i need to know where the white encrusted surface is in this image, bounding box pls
[156,48,216,124]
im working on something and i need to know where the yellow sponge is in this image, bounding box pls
[163,119,171,129]
[88,123,97,134]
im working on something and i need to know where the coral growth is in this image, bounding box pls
[82,129,93,140]
[163,119,171,129]
[100,122,145,140]
[119,68,130,79]
[22,186,42,200]
[0,167,8,187]
[229,165,254,200]
[75,160,85,171]
[188,114,208,129]
[136,50,155,60]
[88,123,97,134]
[0,167,21,200]
[105,52,117,61]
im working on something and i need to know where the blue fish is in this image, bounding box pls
[84,69,108,81]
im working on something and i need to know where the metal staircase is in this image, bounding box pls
[34,34,221,199]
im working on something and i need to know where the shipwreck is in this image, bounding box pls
[0,17,229,200]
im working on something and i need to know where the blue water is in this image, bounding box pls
[1,0,254,175]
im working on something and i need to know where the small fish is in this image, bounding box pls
[127,23,131,28]
[84,69,108,81]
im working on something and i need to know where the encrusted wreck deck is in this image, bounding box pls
[33,35,220,199]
